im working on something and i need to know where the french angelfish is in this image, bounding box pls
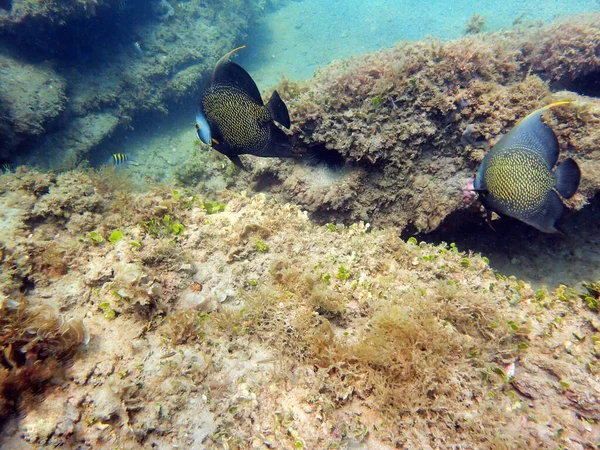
[473,101,581,233]
[195,46,292,170]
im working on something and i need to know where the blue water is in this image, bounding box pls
[242,0,598,86]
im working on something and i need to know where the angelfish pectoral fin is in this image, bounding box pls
[485,210,497,232]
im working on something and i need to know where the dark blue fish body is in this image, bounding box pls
[196,47,292,170]
[474,102,581,233]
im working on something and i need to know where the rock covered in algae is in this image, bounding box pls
[0,167,598,448]
[0,53,66,159]
[224,13,600,234]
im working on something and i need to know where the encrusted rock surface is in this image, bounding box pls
[0,168,598,448]
[228,14,600,234]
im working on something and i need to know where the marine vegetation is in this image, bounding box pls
[0,168,598,447]
[0,296,88,421]
[465,12,487,34]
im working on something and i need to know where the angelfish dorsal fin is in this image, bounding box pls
[212,45,246,77]
[211,46,264,105]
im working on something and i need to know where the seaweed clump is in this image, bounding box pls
[0,296,88,421]
[465,13,487,34]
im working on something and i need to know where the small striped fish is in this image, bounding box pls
[106,153,133,166]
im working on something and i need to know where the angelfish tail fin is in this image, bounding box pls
[554,157,581,199]
[266,90,291,129]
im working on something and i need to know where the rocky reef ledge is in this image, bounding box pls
[0,168,598,448]
[215,13,600,234]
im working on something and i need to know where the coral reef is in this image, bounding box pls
[218,13,600,234]
[0,167,598,447]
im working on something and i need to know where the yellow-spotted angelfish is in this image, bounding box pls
[195,46,292,170]
[473,101,581,233]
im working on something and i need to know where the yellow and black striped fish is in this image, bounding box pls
[195,46,292,170]
[106,153,129,166]
[474,101,581,233]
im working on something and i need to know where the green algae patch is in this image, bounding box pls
[579,281,600,311]
[108,230,123,244]
[202,200,226,215]
[87,231,104,245]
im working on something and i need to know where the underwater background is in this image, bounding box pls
[1,0,600,448]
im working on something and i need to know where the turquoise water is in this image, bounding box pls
[242,0,599,86]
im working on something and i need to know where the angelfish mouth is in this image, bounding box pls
[461,177,476,203]
[465,177,475,191]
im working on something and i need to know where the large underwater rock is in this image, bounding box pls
[238,13,600,234]
[0,52,66,159]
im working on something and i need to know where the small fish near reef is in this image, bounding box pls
[106,153,137,167]
[473,101,581,233]
[195,46,293,170]
[133,41,143,54]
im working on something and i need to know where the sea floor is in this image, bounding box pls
[92,105,198,189]
[420,195,600,290]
